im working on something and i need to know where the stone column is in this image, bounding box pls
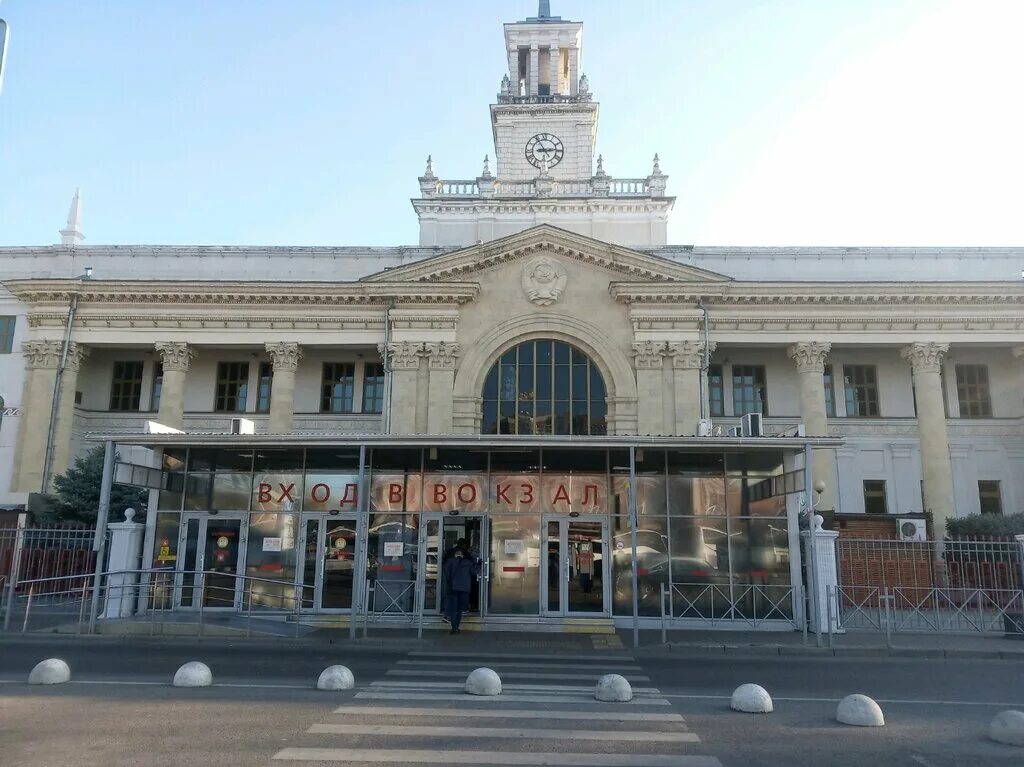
[901,342,956,536]
[788,342,835,511]
[632,341,666,435]
[528,44,540,96]
[568,46,579,95]
[50,343,88,483]
[380,341,424,434]
[665,340,707,436]
[425,343,459,434]
[154,342,195,430]
[549,46,560,94]
[265,342,302,434]
[12,341,63,492]
[508,47,519,93]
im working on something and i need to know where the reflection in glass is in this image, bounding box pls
[202,518,242,608]
[366,514,418,613]
[245,513,298,609]
[566,521,604,614]
[612,515,667,617]
[489,515,540,615]
[321,518,357,609]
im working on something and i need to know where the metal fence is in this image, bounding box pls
[1,524,104,596]
[835,537,1024,635]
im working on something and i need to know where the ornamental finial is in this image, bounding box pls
[595,154,606,177]
[482,154,492,178]
[652,153,662,175]
[424,155,435,177]
[579,72,590,96]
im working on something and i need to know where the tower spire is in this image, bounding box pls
[539,1,551,19]
[59,188,84,246]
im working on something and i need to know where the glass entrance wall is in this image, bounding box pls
[152,445,794,621]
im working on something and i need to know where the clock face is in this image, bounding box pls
[525,133,564,169]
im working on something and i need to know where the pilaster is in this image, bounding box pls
[632,341,666,435]
[154,342,195,430]
[380,341,425,434]
[50,343,88,484]
[902,342,955,536]
[425,342,459,435]
[665,340,709,437]
[265,342,302,434]
[13,341,63,492]
[528,44,540,96]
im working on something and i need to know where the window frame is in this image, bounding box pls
[362,362,385,414]
[862,479,888,515]
[150,362,163,413]
[0,316,14,354]
[843,364,880,417]
[708,364,724,418]
[256,362,273,413]
[214,361,249,413]
[978,480,1002,515]
[321,362,356,414]
[823,364,836,418]
[955,364,992,418]
[108,360,145,412]
[731,364,768,417]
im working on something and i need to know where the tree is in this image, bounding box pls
[46,446,149,525]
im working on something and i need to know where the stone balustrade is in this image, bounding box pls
[421,176,659,199]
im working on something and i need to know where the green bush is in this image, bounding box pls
[946,512,1024,538]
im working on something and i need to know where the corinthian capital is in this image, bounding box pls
[632,340,666,370]
[21,340,64,369]
[378,341,424,371]
[64,343,89,372]
[265,342,302,373]
[901,342,949,374]
[425,342,460,370]
[787,342,832,373]
[155,341,196,372]
[665,340,715,369]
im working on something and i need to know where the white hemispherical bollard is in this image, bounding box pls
[465,667,502,696]
[989,710,1024,747]
[730,683,773,714]
[836,694,885,727]
[594,673,633,702]
[172,661,213,688]
[28,659,71,685]
[317,665,355,691]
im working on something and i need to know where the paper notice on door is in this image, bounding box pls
[504,539,525,555]
[384,541,404,557]
[262,537,283,552]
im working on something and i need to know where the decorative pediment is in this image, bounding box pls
[362,224,732,284]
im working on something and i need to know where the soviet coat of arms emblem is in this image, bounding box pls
[521,256,567,306]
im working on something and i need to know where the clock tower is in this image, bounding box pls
[491,2,596,180]
[412,2,674,249]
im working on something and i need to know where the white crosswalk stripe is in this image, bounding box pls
[270,649,723,766]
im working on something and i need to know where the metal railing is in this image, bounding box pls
[362,578,426,639]
[660,582,797,629]
[835,537,1024,636]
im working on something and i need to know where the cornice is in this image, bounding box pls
[3,279,479,306]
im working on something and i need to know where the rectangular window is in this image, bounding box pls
[708,364,724,418]
[256,362,273,413]
[0,316,14,354]
[214,362,249,413]
[321,362,355,413]
[731,365,768,416]
[955,364,992,417]
[843,365,880,417]
[863,480,888,514]
[978,480,1002,515]
[362,362,385,414]
[109,361,145,411]
[151,363,163,412]
[823,364,836,418]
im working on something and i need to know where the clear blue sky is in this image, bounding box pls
[1,0,1021,247]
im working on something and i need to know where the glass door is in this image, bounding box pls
[542,516,609,616]
[419,514,489,619]
[177,515,247,609]
[299,515,358,611]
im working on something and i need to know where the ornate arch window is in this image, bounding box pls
[481,340,607,435]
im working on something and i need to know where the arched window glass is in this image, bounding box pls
[481,340,607,435]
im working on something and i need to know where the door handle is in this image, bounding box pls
[565,558,570,582]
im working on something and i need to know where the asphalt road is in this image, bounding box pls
[0,636,1021,767]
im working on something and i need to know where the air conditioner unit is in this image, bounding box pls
[229,417,255,435]
[740,412,763,437]
[696,419,713,437]
[897,518,927,542]
[727,426,742,437]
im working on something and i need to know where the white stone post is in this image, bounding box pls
[788,342,835,511]
[801,515,843,634]
[104,509,146,619]
[265,342,302,434]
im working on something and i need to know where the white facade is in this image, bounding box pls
[0,2,1022,538]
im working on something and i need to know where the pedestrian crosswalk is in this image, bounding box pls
[271,649,723,766]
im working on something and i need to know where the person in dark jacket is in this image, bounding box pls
[443,547,475,634]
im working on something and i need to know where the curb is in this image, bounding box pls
[648,642,1024,660]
